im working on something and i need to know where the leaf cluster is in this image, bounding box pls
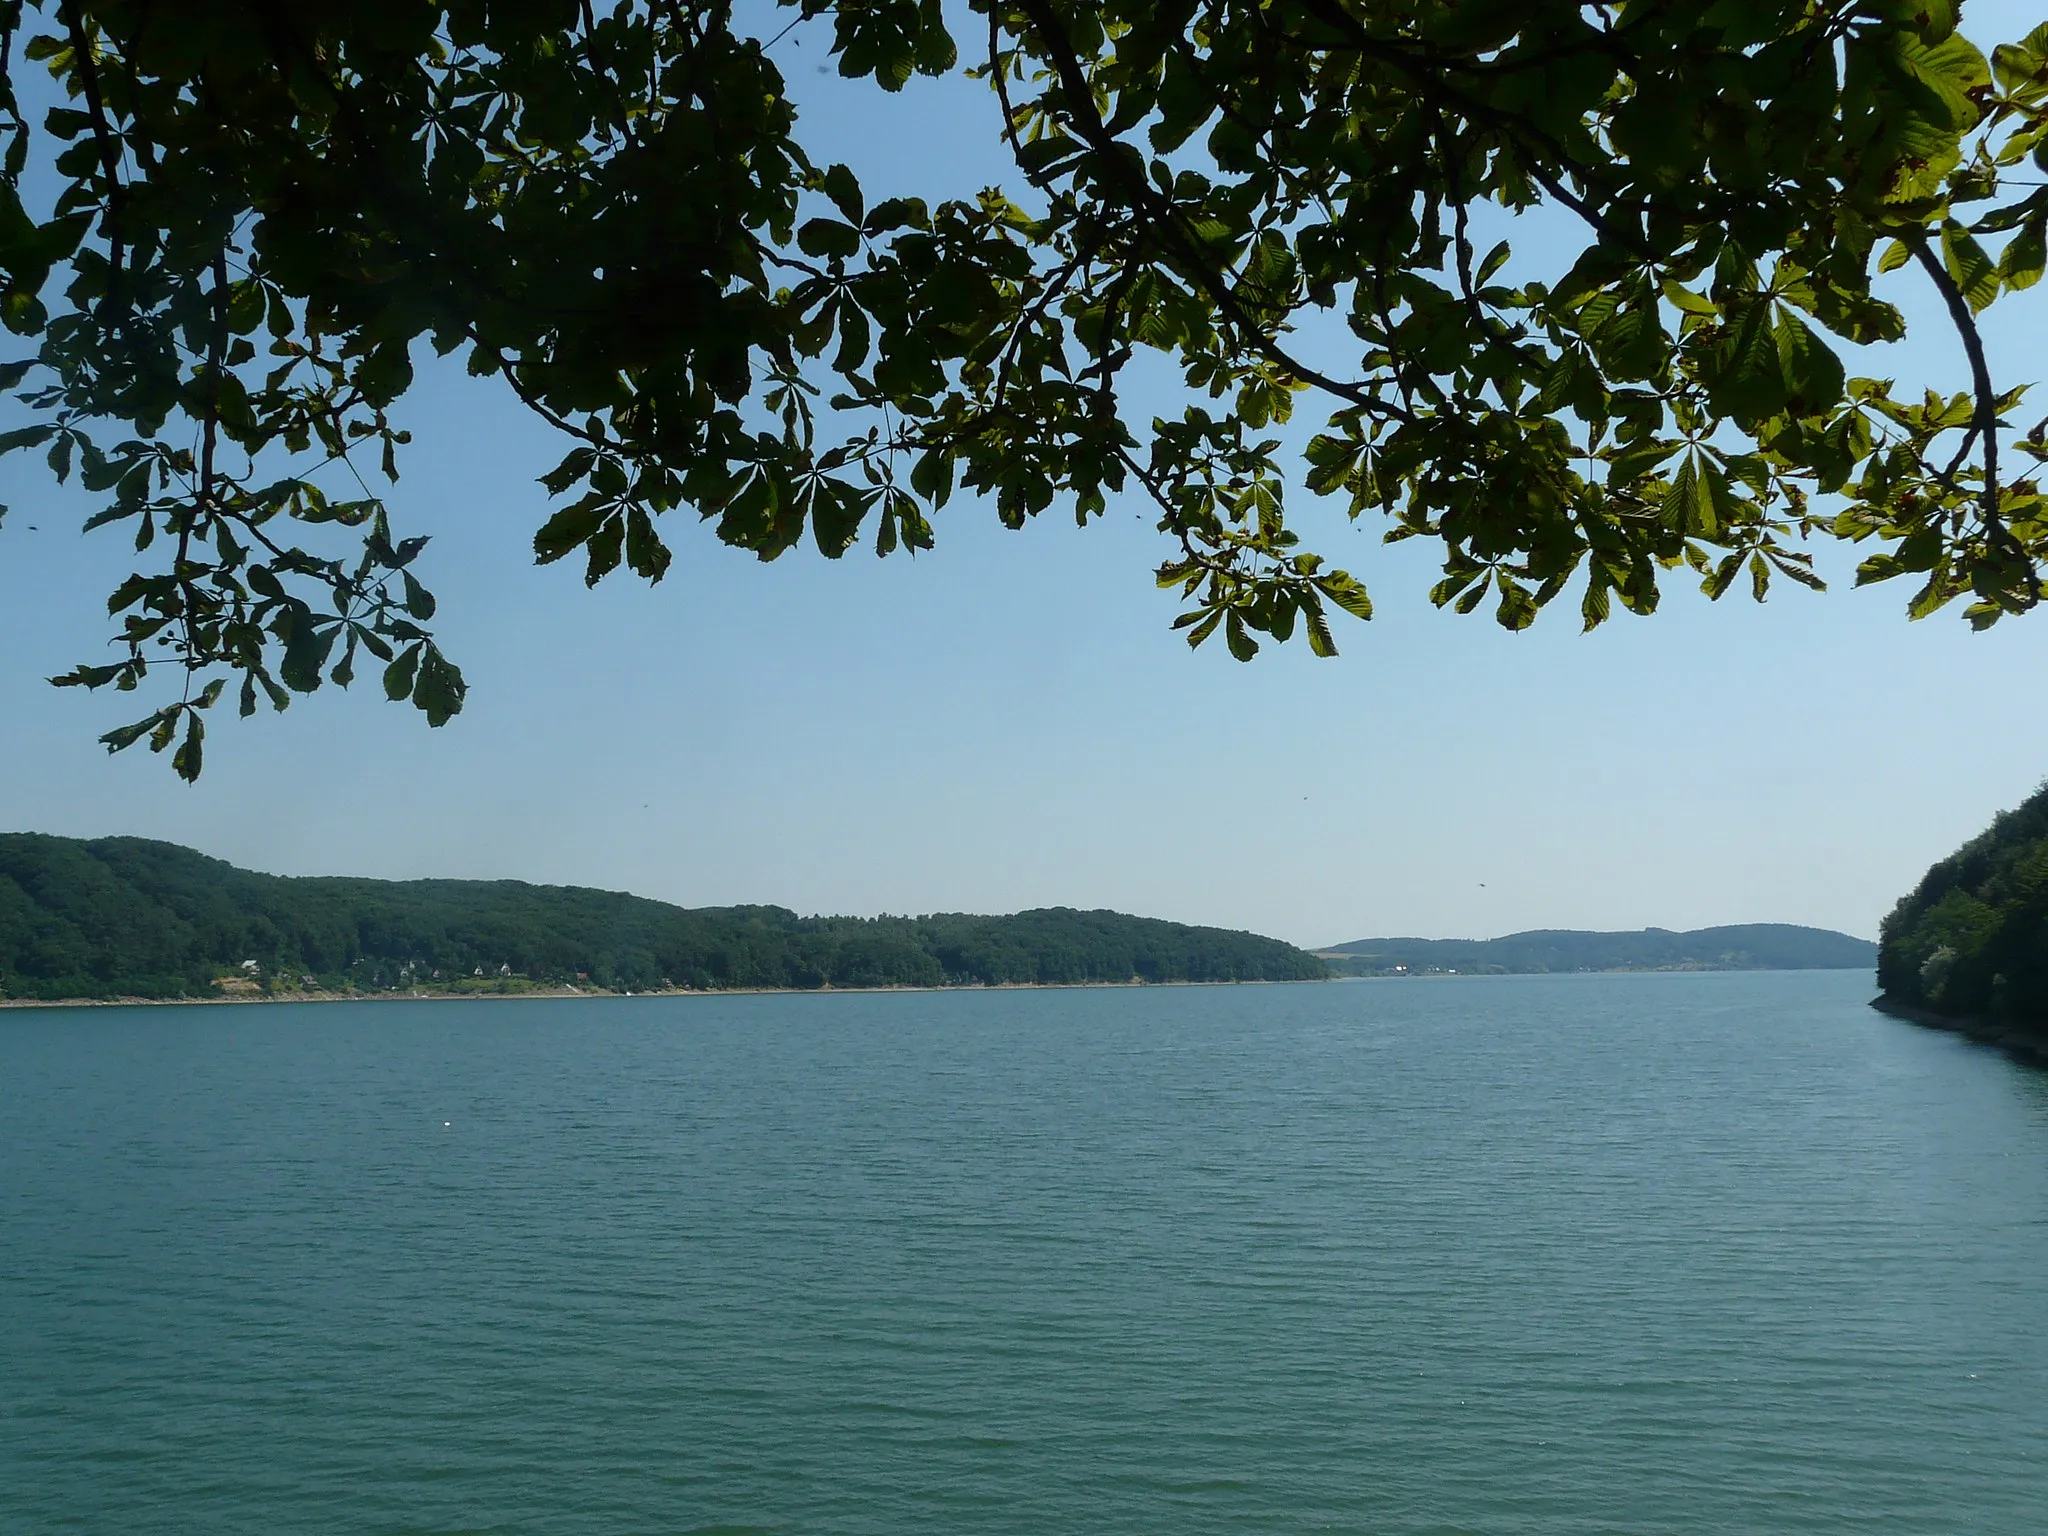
[1,2,2045,773]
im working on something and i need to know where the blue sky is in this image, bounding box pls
[2,4,2045,948]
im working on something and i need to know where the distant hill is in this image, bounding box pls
[1318,924,1876,977]
[0,834,1328,1002]
[1877,782,2048,1039]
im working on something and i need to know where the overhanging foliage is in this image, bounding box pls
[2,1,2045,774]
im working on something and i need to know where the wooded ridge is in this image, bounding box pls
[1878,783,2048,1044]
[0,834,1328,1001]
[1320,925,1877,976]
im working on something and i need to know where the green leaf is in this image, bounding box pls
[1773,310,1846,415]
[540,448,596,496]
[1892,28,1988,125]
[1182,608,1223,648]
[797,218,862,260]
[1702,551,1742,600]
[384,644,422,702]
[2000,218,2046,291]
[1494,578,1537,631]
[1606,438,1682,485]
[1696,457,1734,537]
[1430,570,1478,607]
[3,291,47,335]
[1303,600,1338,657]
[1224,611,1260,661]
[172,712,205,783]
[1941,224,2001,312]
[226,280,266,336]
[626,506,672,581]
[583,514,625,585]
[1662,455,1700,531]
[99,713,161,754]
[280,613,340,692]
[532,492,612,565]
[834,300,871,372]
[1907,571,1954,620]
[51,662,125,690]
[821,163,865,225]
[400,572,437,619]
[1992,41,2044,94]
[1580,575,1611,631]
[810,480,866,558]
[1589,301,1664,382]
[1317,571,1373,620]
[908,449,953,508]
[412,645,467,726]
[1705,300,1785,420]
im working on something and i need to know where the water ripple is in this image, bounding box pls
[4,971,2047,1533]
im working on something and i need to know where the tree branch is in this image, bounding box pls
[58,0,129,302]
[1283,0,1655,262]
[1905,231,2034,602]
[1007,0,1413,424]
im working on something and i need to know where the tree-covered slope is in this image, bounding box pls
[1878,784,2048,1030]
[1321,925,1876,976]
[0,834,1326,1001]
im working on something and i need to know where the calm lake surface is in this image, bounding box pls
[5,971,2048,1534]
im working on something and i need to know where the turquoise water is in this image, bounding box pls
[4,971,2047,1533]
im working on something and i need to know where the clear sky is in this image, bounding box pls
[2,4,2045,949]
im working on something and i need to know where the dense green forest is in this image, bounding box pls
[1878,784,2048,1034]
[0,835,1327,1001]
[1320,925,1876,977]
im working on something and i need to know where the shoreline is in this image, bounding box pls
[1869,993,2048,1068]
[0,976,1326,1011]
[1,968,1881,1011]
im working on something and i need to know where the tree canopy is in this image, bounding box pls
[1878,779,2048,1031]
[2,0,2046,776]
[0,832,1330,996]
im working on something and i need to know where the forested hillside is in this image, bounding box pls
[1322,925,1876,977]
[1878,784,2048,1033]
[0,835,1327,1001]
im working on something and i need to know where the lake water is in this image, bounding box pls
[4,971,2047,1534]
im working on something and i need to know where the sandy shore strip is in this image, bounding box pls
[0,976,1316,1010]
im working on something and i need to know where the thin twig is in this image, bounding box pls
[59,0,129,301]
[1904,232,2033,601]
[1285,0,1655,261]
[178,247,231,699]
[1007,0,1413,424]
